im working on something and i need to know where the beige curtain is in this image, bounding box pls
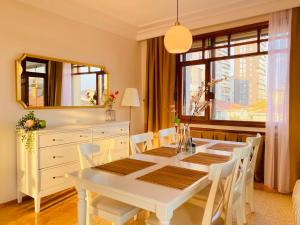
[289,7,300,190]
[145,37,176,132]
[48,61,63,106]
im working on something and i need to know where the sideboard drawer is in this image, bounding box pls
[92,127,113,139]
[39,130,91,147]
[39,144,79,169]
[111,124,129,136]
[114,136,129,150]
[40,162,79,191]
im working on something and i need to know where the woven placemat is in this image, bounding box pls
[137,165,207,190]
[181,152,230,165]
[93,158,156,175]
[143,147,177,157]
[208,143,246,152]
[193,140,210,146]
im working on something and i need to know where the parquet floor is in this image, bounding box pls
[0,188,294,225]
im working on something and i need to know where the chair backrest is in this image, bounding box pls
[78,143,100,169]
[233,144,252,192]
[130,132,154,154]
[246,133,263,175]
[293,180,300,225]
[202,156,237,225]
[158,127,176,146]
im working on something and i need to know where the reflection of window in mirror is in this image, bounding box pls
[20,57,108,107]
[71,65,107,106]
[21,58,48,107]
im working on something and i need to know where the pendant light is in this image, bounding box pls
[164,0,193,54]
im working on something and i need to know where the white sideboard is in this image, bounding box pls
[16,121,130,213]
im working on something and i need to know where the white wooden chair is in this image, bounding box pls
[190,145,252,225]
[293,180,300,225]
[231,145,252,225]
[146,156,238,225]
[244,134,263,213]
[130,132,154,154]
[158,127,176,146]
[78,143,140,225]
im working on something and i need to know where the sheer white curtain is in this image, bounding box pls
[265,10,292,193]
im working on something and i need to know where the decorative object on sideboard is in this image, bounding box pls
[104,90,119,121]
[121,88,140,124]
[164,0,192,54]
[16,111,46,151]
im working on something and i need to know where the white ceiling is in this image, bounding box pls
[17,0,300,40]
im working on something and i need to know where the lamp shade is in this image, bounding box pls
[121,88,140,107]
[164,23,193,54]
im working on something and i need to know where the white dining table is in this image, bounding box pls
[67,138,244,225]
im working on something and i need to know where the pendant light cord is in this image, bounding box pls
[176,0,179,23]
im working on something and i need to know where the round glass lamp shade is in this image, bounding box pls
[164,24,193,54]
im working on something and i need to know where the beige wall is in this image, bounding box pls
[0,0,143,203]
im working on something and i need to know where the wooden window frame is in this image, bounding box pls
[177,22,268,128]
[71,64,106,106]
[21,57,49,106]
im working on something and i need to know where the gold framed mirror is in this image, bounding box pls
[16,54,110,109]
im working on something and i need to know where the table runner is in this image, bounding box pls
[181,152,230,165]
[208,143,246,152]
[137,165,207,190]
[93,158,156,175]
[143,147,177,157]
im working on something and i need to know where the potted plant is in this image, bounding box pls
[16,111,45,151]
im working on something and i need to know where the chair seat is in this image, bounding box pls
[146,202,224,225]
[91,195,139,217]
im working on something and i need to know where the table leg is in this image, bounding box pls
[77,187,87,225]
[156,207,173,225]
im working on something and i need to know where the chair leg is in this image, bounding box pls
[88,214,93,225]
[237,198,247,225]
[241,194,247,224]
[246,181,255,213]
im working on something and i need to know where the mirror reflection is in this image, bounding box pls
[16,54,109,108]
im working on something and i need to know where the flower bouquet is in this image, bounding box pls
[16,111,44,151]
[104,91,119,121]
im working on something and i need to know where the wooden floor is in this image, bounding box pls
[0,187,293,225]
[0,189,147,225]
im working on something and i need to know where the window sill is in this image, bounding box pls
[179,117,265,128]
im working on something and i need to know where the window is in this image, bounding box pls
[178,22,268,126]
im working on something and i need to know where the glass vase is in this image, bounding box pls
[105,107,116,121]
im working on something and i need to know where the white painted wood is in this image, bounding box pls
[68,139,241,225]
[39,143,80,169]
[39,130,92,148]
[78,143,139,225]
[232,145,252,225]
[146,157,237,225]
[245,134,263,213]
[16,121,130,213]
[40,162,80,191]
[158,127,176,146]
[130,132,153,154]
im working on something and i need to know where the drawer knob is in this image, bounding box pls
[52,138,64,142]
[52,155,64,159]
[101,132,105,134]
[80,135,88,138]
[52,176,64,179]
